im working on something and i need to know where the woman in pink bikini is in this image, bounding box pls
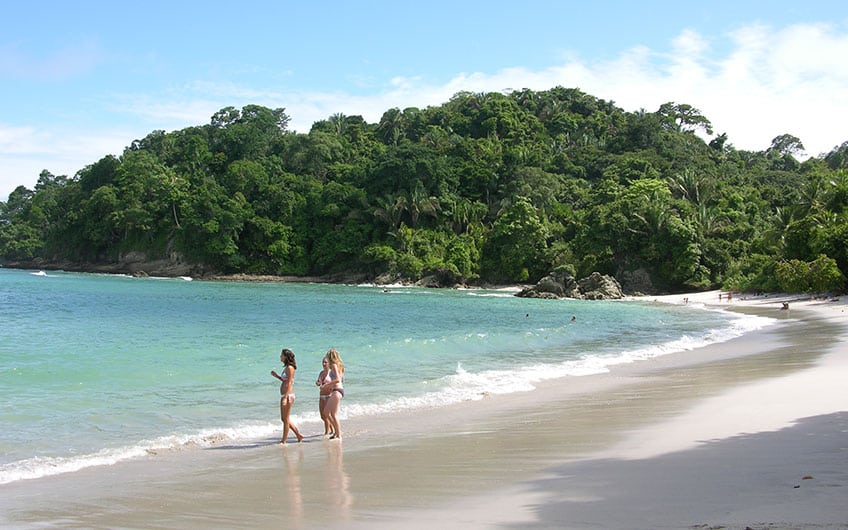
[320,348,345,440]
[271,348,304,444]
[315,357,334,437]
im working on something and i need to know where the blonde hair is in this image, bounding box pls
[325,348,344,374]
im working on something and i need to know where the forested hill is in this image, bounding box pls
[1,87,847,293]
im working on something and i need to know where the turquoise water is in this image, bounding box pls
[0,268,771,483]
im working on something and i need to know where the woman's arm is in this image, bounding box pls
[321,363,341,391]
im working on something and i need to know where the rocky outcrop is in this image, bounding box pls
[3,251,198,278]
[416,268,466,289]
[576,272,624,300]
[617,267,656,296]
[516,271,624,300]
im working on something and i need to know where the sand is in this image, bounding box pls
[1,291,846,529]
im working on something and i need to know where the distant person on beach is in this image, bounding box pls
[271,348,304,444]
[316,357,335,437]
[321,348,345,440]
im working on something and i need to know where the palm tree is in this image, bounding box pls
[762,206,795,249]
[372,193,407,231]
[669,168,713,205]
[404,184,440,228]
[328,113,348,137]
[376,108,403,145]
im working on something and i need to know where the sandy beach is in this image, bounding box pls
[2,290,846,529]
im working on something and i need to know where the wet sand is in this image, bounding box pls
[2,291,846,529]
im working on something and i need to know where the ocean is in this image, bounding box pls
[0,267,774,484]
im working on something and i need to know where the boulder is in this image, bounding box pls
[417,268,466,288]
[617,267,656,295]
[516,271,623,300]
[577,272,624,300]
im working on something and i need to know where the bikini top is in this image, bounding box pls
[328,369,344,385]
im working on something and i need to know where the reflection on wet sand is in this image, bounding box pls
[324,441,352,521]
[281,445,304,526]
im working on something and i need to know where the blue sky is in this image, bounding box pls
[2,1,847,200]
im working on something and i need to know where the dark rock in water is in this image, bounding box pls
[416,268,466,288]
[516,271,623,300]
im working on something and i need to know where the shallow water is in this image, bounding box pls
[0,268,772,483]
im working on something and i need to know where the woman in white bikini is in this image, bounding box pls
[316,357,334,437]
[271,348,303,444]
[320,348,345,440]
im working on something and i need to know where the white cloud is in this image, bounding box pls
[282,22,847,155]
[3,22,847,201]
[0,123,139,199]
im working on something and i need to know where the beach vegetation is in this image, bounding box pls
[1,88,847,294]
[775,255,846,294]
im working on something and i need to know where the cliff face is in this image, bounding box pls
[1,251,199,278]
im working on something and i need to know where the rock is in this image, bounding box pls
[618,267,656,295]
[535,273,567,297]
[374,272,401,285]
[416,268,466,288]
[578,272,624,300]
[516,271,623,300]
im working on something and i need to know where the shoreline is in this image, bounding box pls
[2,291,846,528]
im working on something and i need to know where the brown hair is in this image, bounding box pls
[281,348,297,369]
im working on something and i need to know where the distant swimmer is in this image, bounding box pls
[571,316,576,322]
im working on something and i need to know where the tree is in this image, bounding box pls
[376,108,404,145]
[1,86,845,292]
[657,102,713,135]
[769,134,805,157]
[0,186,43,259]
[775,255,845,293]
[481,197,549,282]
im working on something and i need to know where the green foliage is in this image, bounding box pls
[1,89,847,294]
[723,254,781,293]
[362,243,398,275]
[775,255,845,293]
[481,197,549,282]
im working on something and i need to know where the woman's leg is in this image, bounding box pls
[280,396,303,443]
[319,396,332,436]
[280,397,290,442]
[325,392,342,440]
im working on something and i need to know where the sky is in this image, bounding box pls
[2,1,847,201]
